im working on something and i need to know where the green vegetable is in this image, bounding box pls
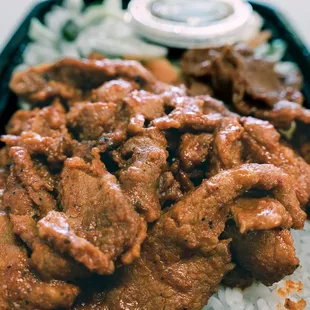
[62,20,80,41]
[279,121,296,141]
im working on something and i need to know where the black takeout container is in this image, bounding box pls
[0,0,309,136]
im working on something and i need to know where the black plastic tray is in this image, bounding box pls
[0,0,309,136]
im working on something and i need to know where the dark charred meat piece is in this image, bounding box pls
[0,212,80,309]
[3,147,57,218]
[228,197,292,233]
[208,117,243,177]
[10,58,158,104]
[117,129,168,222]
[242,117,310,205]
[179,132,213,171]
[181,45,305,129]
[224,222,299,286]
[300,142,310,164]
[38,152,147,275]
[222,265,254,289]
[182,45,303,106]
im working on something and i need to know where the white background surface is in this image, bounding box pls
[0,0,309,52]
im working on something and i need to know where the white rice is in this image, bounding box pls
[204,221,310,310]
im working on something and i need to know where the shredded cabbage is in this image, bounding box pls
[63,0,84,12]
[23,0,167,66]
[29,19,58,47]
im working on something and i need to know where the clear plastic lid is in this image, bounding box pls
[128,0,255,48]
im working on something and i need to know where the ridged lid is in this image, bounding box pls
[128,0,254,48]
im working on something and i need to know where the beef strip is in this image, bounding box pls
[228,197,292,233]
[222,265,254,289]
[242,117,310,205]
[224,222,299,286]
[0,168,8,212]
[2,132,74,164]
[157,171,183,206]
[10,214,89,281]
[179,132,213,172]
[38,151,147,275]
[10,58,158,105]
[3,101,74,163]
[117,128,168,222]
[125,90,165,134]
[208,117,244,177]
[152,95,233,132]
[93,79,138,103]
[0,147,11,168]
[3,147,57,218]
[170,159,196,193]
[186,77,214,97]
[237,100,310,130]
[181,45,305,129]
[75,163,303,309]
[0,212,80,309]
[68,88,169,150]
[6,100,67,136]
[67,102,119,141]
[75,241,233,310]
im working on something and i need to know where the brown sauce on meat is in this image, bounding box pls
[0,55,309,309]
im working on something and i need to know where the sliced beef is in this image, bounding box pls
[222,265,254,289]
[75,163,304,309]
[86,240,233,310]
[0,212,80,309]
[10,214,89,281]
[38,152,147,275]
[6,100,67,136]
[157,171,183,206]
[242,117,310,205]
[117,129,168,222]
[208,117,243,177]
[152,95,232,132]
[93,79,138,103]
[3,147,57,218]
[67,102,119,141]
[228,197,292,233]
[224,222,299,286]
[237,100,310,129]
[181,45,305,129]
[179,132,213,171]
[0,168,8,212]
[10,58,158,104]
[3,101,74,163]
